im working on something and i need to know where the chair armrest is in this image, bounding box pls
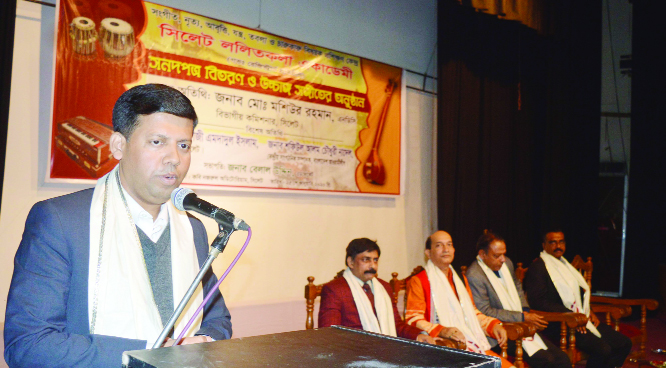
[591,303,632,319]
[435,338,465,349]
[507,322,537,339]
[591,296,659,310]
[502,322,526,340]
[531,310,588,328]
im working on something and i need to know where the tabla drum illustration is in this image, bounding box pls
[99,18,135,58]
[69,16,97,55]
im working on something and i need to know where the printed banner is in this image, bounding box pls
[49,0,402,194]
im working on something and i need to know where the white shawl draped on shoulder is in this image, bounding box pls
[425,260,490,353]
[476,256,548,356]
[540,251,601,337]
[342,268,397,337]
[88,165,203,345]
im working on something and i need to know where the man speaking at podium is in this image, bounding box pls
[4,84,232,367]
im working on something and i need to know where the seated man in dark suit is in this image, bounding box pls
[466,230,570,368]
[523,229,632,368]
[318,238,436,344]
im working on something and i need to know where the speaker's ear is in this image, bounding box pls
[109,132,126,160]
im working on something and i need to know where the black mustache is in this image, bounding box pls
[554,248,564,253]
[364,269,377,274]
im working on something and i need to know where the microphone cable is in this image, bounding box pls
[173,226,252,344]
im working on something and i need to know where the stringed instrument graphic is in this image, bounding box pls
[363,79,397,185]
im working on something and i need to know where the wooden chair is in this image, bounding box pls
[515,262,589,364]
[390,266,538,368]
[569,256,632,329]
[305,270,344,330]
[305,275,326,330]
[571,255,659,362]
[389,265,424,312]
[304,273,458,349]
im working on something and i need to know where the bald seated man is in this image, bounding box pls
[405,231,514,368]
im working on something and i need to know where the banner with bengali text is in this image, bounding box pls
[49,0,403,195]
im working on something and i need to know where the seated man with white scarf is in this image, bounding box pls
[523,229,631,368]
[466,230,571,368]
[318,238,437,344]
[405,231,513,368]
[4,84,232,368]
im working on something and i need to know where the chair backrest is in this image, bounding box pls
[515,262,528,283]
[305,270,345,330]
[389,266,424,317]
[571,255,593,289]
[514,256,592,288]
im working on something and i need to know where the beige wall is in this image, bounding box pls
[0,0,437,339]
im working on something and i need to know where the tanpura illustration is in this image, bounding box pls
[363,79,397,185]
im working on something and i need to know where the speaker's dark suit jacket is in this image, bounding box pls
[4,189,232,368]
[318,276,422,340]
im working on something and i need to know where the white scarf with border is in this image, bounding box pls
[540,251,601,337]
[88,165,203,345]
[425,260,491,353]
[342,268,397,337]
[476,256,548,356]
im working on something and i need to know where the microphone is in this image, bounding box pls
[171,188,249,231]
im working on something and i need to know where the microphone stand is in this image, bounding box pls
[151,224,234,349]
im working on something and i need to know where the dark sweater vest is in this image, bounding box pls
[136,224,173,328]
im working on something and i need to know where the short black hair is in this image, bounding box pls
[112,84,198,138]
[476,230,504,253]
[345,238,380,265]
[425,235,432,250]
[542,227,564,243]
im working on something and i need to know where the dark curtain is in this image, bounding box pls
[437,0,601,271]
[0,0,17,212]
[624,1,666,301]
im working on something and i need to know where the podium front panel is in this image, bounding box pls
[122,326,500,368]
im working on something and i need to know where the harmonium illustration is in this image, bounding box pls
[55,116,117,177]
